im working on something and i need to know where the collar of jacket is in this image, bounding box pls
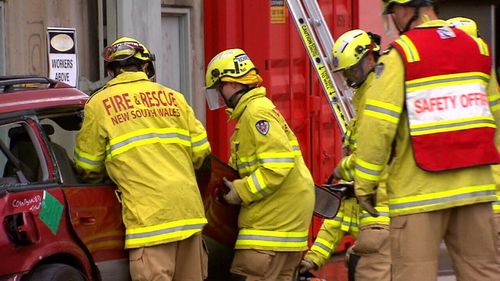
[226,86,267,120]
[107,71,149,86]
[415,19,448,29]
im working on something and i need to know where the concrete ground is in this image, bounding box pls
[437,277,457,281]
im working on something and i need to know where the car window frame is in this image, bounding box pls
[0,116,53,188]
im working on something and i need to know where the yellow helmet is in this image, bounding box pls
[103,37,156,79]
[332,30,380,72]
[382,0,434,14]
[332,30,381,88]
[103,37,155,63]
[205,48,257,89]
[447,17,479,38]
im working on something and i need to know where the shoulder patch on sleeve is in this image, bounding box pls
[375,63,385,78]
[255,120,270,135]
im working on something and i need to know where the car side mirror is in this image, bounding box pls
[313,182,354,219]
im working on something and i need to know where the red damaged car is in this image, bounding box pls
[0,76,129,281]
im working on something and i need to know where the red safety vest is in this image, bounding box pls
[392,26,500,171]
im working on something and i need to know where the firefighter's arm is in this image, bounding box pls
[73,102,107,183]
[354,49,404,196]
[486,69,500,203]
[233,108,295,204]
[185,97,211,170]
[333,154,355,181]
[304,219,345,268]
[304,201,350,268]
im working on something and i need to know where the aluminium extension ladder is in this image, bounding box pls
[286,0,355,136]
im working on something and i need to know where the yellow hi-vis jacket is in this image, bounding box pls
[354,20,500,217]
[74,71,211,249]
[227,87,315,252]
[305,73,390,266]
[348,73,390,227]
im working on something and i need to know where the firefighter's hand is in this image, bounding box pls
[327,166,343,183]
[222,177,242,205]
[333,166,343,180]
[357,194,379,217]
[299,259,317,274]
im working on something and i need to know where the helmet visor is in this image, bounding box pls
[205,88,226,110]
[342,61,366,88]
[103,43,144,62]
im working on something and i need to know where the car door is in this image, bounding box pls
[39,113,130,281]
[0,118,91,278]
[62,184,130,281]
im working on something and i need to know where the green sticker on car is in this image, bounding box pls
[39,191,64,235]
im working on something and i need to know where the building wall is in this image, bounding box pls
[1,0,205,120]
[3,0,98,80]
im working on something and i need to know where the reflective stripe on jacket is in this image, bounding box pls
[74,71,210,248]
[228,87,314,251]
[354,20,499,216]
[392,26,499,171]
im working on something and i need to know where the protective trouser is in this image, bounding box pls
[129,233,208,281]
[349,225,391,281]
[230,249,303,281]
[495,213,500,253]
[390,203,500,281]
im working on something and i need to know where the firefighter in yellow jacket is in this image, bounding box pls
[74,37,211,281]
[355,1,500,280]
[447,16,500,253]
[300,30,390,281]
[204,48,315,280]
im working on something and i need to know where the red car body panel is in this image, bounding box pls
[0,188,92,277]
[0,88,87,115]
[62,185,126,262]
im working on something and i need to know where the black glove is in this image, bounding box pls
[357,194,379,217]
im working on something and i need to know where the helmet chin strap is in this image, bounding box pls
[223,86,252,109]
[395,7,420,35]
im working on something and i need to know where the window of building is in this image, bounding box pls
[160,7,193,104]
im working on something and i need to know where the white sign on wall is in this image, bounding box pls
[47,27,78,87]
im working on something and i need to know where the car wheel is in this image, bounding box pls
[25,263,86,281]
